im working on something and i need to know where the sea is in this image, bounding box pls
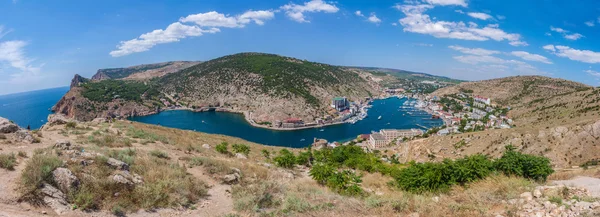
[0,87,69,129]
[0,87,443,148]
[131,97,443,148]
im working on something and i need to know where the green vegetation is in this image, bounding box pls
[261,149,271,159]
[18,152,63,203]
[66,122,77,128]
[231,144,250,156]
[162,53,366,107]
[216,142,229,154]
[81,80,160,102]
[149,150,170,159]
[273,149,297,169]
[494,145,554,181]
[0,153,17,170]
[96,62,174,80]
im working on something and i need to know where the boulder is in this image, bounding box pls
[40,183,69,215]
[54,140,72,150]
[47,114,70,126]
[202,144,211,149]
[15,130,35,143]
[0,117,19,133]
[111,171,143,186]
[107,158,129,171]
[533,189,542,198]
[52,168,79,194]
[235,153,247,159]
[520,192,533,201]
[222,173,241,184]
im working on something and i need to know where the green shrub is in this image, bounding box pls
[325,170,363,196]
[0,153,17,170]
[149,150,169,159]
[216,142,229,154]
[231,144,250,156]
[273,149,296,169]
[66,122,77,128]
[495,145,554,181]
[261,149,270,159]
[18,152,63,202]
[309,163,335,185]
[295,151,312,166]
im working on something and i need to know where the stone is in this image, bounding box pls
[40,183,69,215]
[54,140,72,150]
[111,171,143,186]
[52,168,79,194]
[202,144,210,149]
[533,189,542,198]
[222,174,240,184]
[107,158,129,171]
[231,167,241,174]
[91,118,106,124]
[520,192,533,201]
[15,130,35,143]
[235,153,247,159]
[432,196,439,202]
[0,117,19,133]
[47,114,70,126]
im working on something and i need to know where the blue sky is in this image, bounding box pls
[1,0,600,95]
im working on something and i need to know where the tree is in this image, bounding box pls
[261,149,270,159]
[273,149,296,169]
[296,150,312,166]
[216,142,229,154]
[309,163,335,185]
[231,144,250,156]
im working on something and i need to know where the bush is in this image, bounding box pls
[66,122,77,128]
[295,151,312,166]
[149,150,170,159]
[0,153,17,170]
[495,145,554,181]
[261,149,270,159]
[18,152,63,202]
[325,170,363,196]
[273,149,296,169]
[216,142,229,154]
[231,144,250,156]
[309,163,335,185]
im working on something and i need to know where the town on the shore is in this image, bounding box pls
[310,87,515,152]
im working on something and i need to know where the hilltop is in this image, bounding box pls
[54,53,380,123]
[398,76,600,168]
[91,61,200,81]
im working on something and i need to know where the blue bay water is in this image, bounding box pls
[131,97,443,148]
[0,87,69,129]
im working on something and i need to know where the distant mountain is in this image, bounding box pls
[91,61,201,81]
[54,53,380,123]
[349,66,463,84]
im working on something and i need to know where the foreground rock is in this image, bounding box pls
[508,185,600,217]
[107,158,129,171]
[40,183,69,215]
[52,168,79,194]
[0,117,19,133]
[15,130,35,143]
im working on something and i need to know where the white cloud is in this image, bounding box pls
[180,10,275,28]
[355,11,364,17]
[396,4,526,46]
[413,43,433,47]
[510,51,552,64]
[111,10,274,57]
[0,26,12,39]
[585,21,595,27]
[509,40,529,47]
[110,22,219,57]
[448,45,499,56]
[0,40,34,71]
[454,55,509,64]
[422,0,467,7]
[549,26,584,40]
[392,22,398,26]
[454,10,464,14]
[281,0,339,23]
[543,45,600,64]
[550,26,567,33]
[467,12,493,21]
[586,70,600,78]
[367,13,382,24]
[564,33,584,40]
[0,34,43,87]
[496,15,506,20]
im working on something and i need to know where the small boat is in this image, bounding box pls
[300,138,306,141]
[319,129,325,132]
[378,116,382,120]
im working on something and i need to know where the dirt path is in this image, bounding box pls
[553,176,600,197]
[186,167,234,217]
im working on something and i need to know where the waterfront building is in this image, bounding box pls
[331,97,349,111]
[474,95,491,105]
[282,118,303,128]
[368,133,387,149]
[380,129,424,141]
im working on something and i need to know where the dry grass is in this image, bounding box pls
[18,151,63,204]
[0,153,17,170]
[548,168,600,180]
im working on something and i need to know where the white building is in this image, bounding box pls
[369,133,387,149]
[380,129,424,141]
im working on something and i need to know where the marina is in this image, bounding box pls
[130,97,444,148]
